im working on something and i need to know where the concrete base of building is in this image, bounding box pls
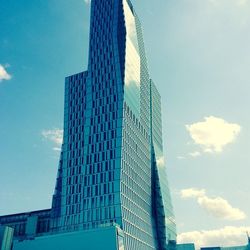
[13,226,123,250]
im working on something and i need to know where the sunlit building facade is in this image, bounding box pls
[50,0,176,248]
[0,0,176,249]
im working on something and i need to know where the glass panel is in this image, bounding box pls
[123,0,140,117]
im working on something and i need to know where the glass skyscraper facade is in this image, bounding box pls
[50,0,176,249]
[0,0,176,249]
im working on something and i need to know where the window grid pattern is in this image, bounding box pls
[150,80,177,246]
[120,1,158,249]
[51,0,124,233]
[50,0,177,249]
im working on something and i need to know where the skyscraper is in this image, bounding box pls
[0,0,176,249]
[50,0,176,249]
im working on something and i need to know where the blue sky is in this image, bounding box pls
[0,0,250,248]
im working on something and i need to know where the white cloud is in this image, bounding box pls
[180,188,246,221]
[181,188,206,199]
[42,129,63,151]
[189,151,201,157]
[198,196,246,221]
[186,116,241,153]
[0,64,11,82]
[53,147,61,152]
[178,226,250,249]
[156,156,165,168]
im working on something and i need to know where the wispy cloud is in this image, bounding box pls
[186,116,241,153]
[180,188,246,221]
[0,64,11,82]
[238,0,248,6]
[181,188,206,199]
[189,151,201,158]
[84,0,91,5]
[42,129,63,151]
[53,147,61,152]
[177,156,186,160]
[156,156,165,168]
[178,226,250,249]
[209,0,249,7]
